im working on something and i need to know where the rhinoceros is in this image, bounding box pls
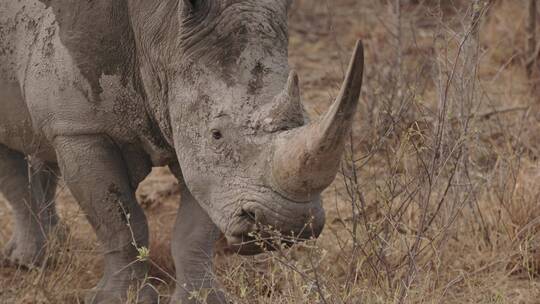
[0,0,364,303]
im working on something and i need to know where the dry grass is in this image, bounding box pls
[2,0,540,303]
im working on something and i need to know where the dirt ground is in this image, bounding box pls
[2,1,540,303]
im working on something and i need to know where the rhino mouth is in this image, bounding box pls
[223,201,325,255]
[224,229,318,256]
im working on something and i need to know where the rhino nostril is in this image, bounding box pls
[239,209,257,222]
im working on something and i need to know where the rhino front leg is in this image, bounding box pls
[171,182,227,304]
[53,135,157,304]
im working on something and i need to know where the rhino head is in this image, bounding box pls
[131,0,364,254]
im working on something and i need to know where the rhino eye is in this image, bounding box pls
[211,129,223,140]
[187,0,200,10]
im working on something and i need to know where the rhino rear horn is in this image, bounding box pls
[271,40,365,202]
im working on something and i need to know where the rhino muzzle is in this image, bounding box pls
[225,198,326,255]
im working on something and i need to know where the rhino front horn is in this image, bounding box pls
[271,40,364,202]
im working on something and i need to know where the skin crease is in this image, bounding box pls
[0,0,339,303]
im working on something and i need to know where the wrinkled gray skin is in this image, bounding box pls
[0,0,363,303]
